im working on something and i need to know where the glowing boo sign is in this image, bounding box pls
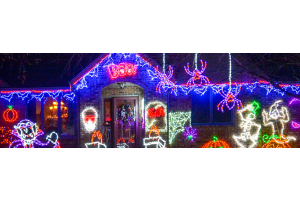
[81,107,98,132]
[107,63,137,79]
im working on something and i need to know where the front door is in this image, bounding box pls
[113,97,139,148]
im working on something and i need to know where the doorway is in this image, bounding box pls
[102,82,144,148]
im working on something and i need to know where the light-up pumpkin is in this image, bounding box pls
[262,138,291,148]
[3,106,18,123]
[202,136,230,148]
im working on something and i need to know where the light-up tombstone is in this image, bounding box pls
[81,107,98,133]
[262,100,296,147]
[233,103,261,148]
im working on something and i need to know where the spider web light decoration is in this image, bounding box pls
[169,112,191,145]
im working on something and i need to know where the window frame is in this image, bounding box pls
[191,88,234,126]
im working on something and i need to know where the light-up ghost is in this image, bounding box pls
[9,119,60,148]
[233,103,261,148]
[262,100,296,145]
[81,107,98,132]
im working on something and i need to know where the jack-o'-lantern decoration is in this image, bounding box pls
[3,106,18,123]
[91,131,103,143]
[262,137,291,148]
[202,136,230,148]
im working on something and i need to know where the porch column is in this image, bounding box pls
[40,98,45,130]
[57,95,62,134]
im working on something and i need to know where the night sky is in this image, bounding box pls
[0,53,300,88]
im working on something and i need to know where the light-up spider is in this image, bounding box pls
[152,65,177,95]
[184,61,210,86]
[217,85,243,112]
[9,119,60,148]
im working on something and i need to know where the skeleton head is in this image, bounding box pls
[81,107,98,132]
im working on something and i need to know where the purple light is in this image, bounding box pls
[183,127,198,142]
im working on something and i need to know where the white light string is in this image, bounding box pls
[195,53,198,69]
[163,53,166,73]
[229,53,232,91]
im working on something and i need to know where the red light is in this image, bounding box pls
[107,63,137,79]
[148,107,165,118]
[84,115,96,123]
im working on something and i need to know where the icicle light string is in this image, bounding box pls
[229,53,232,91]
[195,53,198,69]
[163,53,166,73]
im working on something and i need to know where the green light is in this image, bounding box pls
[8,105,13,110]
[212,136,218,142]
[262,134,280,143]
[187,135,193,140]
[251,101,260,115]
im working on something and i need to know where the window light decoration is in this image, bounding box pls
[85,131,107,148]
[107,63,137,79]
[262,100,296,146]
[143,125,166,148]
[9,120,60,148]
[81,107,98,133]
[233,103,261,148]
[169,111,191,145]
[145,101,167,133]
[183,127,197,142]
[3,105,18,123]
[202,136,230,148]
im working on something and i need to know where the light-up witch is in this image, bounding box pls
[9,119,60,148]
[262,100,296,145]
[233,104,261,148]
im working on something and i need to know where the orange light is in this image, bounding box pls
[54,106,58,109]
[61,102,64,105]
[53,102,58,105]
[50,107,53,110]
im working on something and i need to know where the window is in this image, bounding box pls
[191,89,233,125]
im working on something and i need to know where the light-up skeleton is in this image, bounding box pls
[143,126,166,148]
[233,104,261,148]
[262,100,296,144]
[9,120,60,148]
[85,131,107,148]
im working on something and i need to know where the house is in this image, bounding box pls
[0,53,300,148]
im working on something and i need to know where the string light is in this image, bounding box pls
[0,127,12,146]
[145,101,167,133]
[202,136,230,148]
[85,131,107,148]
[9,120,60,148]
[143,126,166,148]
[233,103,261,148]
[169,111,191,145]
[163,53,165,73]
[217,84,243,112]
[262,134,280,143]
[107,63,137,79]
[147,66,178,95]
[3,106,19,123]
[147,107,165,118]
[288,98,300,129]
[195,53,197,69]
[181,60,210,94]
[262,100,296,145]
[81,107,98,133]
[183,127,197,142]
